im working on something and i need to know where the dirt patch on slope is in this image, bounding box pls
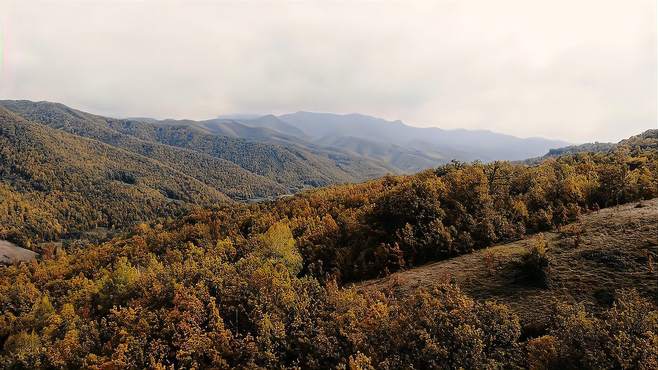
[0,240,38,264]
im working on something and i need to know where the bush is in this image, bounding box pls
[519,234,551,288]
[526,335,559,370]
[544,289,658,370]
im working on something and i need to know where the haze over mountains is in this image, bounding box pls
[0,99,650,245]
[132,109,570,173]
[0,100,571,206]
[203,112,571,170]
[0,101,385,200]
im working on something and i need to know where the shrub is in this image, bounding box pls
[546,289,658,370]
[483,250,497,276]
[526,335,559,370]
[519,234,550,288]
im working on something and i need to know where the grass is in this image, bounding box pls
[357,198,658,334]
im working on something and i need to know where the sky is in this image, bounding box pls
[0,0,656,143]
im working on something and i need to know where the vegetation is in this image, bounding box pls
[519,234,551,288]
[0,108,227,246]
[1,100,656,368]
[1,209,656,368]
[263,132,657,282]
[360,197,657,337]
[0,100,391,197]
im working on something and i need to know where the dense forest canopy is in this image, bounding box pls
[0,100,396,197]
[0,108,229,247]
[1,129,656,368]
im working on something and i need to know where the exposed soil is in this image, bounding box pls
[0,240,38,264]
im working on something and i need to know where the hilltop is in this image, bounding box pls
[525,129,658,164]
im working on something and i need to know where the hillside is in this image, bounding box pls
[315,135,447,173]
[1,171,656,369]
[526,129,658,164]
[0,100,391,197]
[358,198,658,331]
[0,101,290,199]
[0,108,229,245]
[0,128,656,369]
[238,114,307,137]
[275,111,570,165]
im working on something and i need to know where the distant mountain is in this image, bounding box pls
[526,129,658,164]
[236,114,307,138]
[274,111,570,168]
[155,118,296,143]
[216,113,263,120]
[122,110,573,174]
[0,101,393,198]
[314,135,445,173]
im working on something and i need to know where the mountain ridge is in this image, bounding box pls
[129,108,573,167]
[0,100,392,197]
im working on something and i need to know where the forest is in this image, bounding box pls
[0,130,656,368]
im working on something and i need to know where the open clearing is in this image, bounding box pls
[358,198,658,331]
[0,240,37,264]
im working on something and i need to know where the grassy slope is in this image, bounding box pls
[358,198,658,331]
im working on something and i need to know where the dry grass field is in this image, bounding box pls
[358,198,658,334]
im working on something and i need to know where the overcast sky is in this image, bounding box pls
[1,0,655,142]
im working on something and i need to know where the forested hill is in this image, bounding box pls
[0,128,655,369]
[0,108,229,246]
[1,101,575,182]
[260,129,658,282]
[0,100,391,196]
[0,100,398,246]
[525,129,658,164]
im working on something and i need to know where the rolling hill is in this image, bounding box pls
[358,198,658,332]
[0,107,229,244]
[0,100,392,197]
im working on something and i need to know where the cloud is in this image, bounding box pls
[1,0,655,142]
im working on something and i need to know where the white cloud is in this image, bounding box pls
[1,0,655,142]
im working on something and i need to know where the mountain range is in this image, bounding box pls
[0,98,653,249]
[133,110,570,173]
[201,112,571,172]
[0,100,571,206]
